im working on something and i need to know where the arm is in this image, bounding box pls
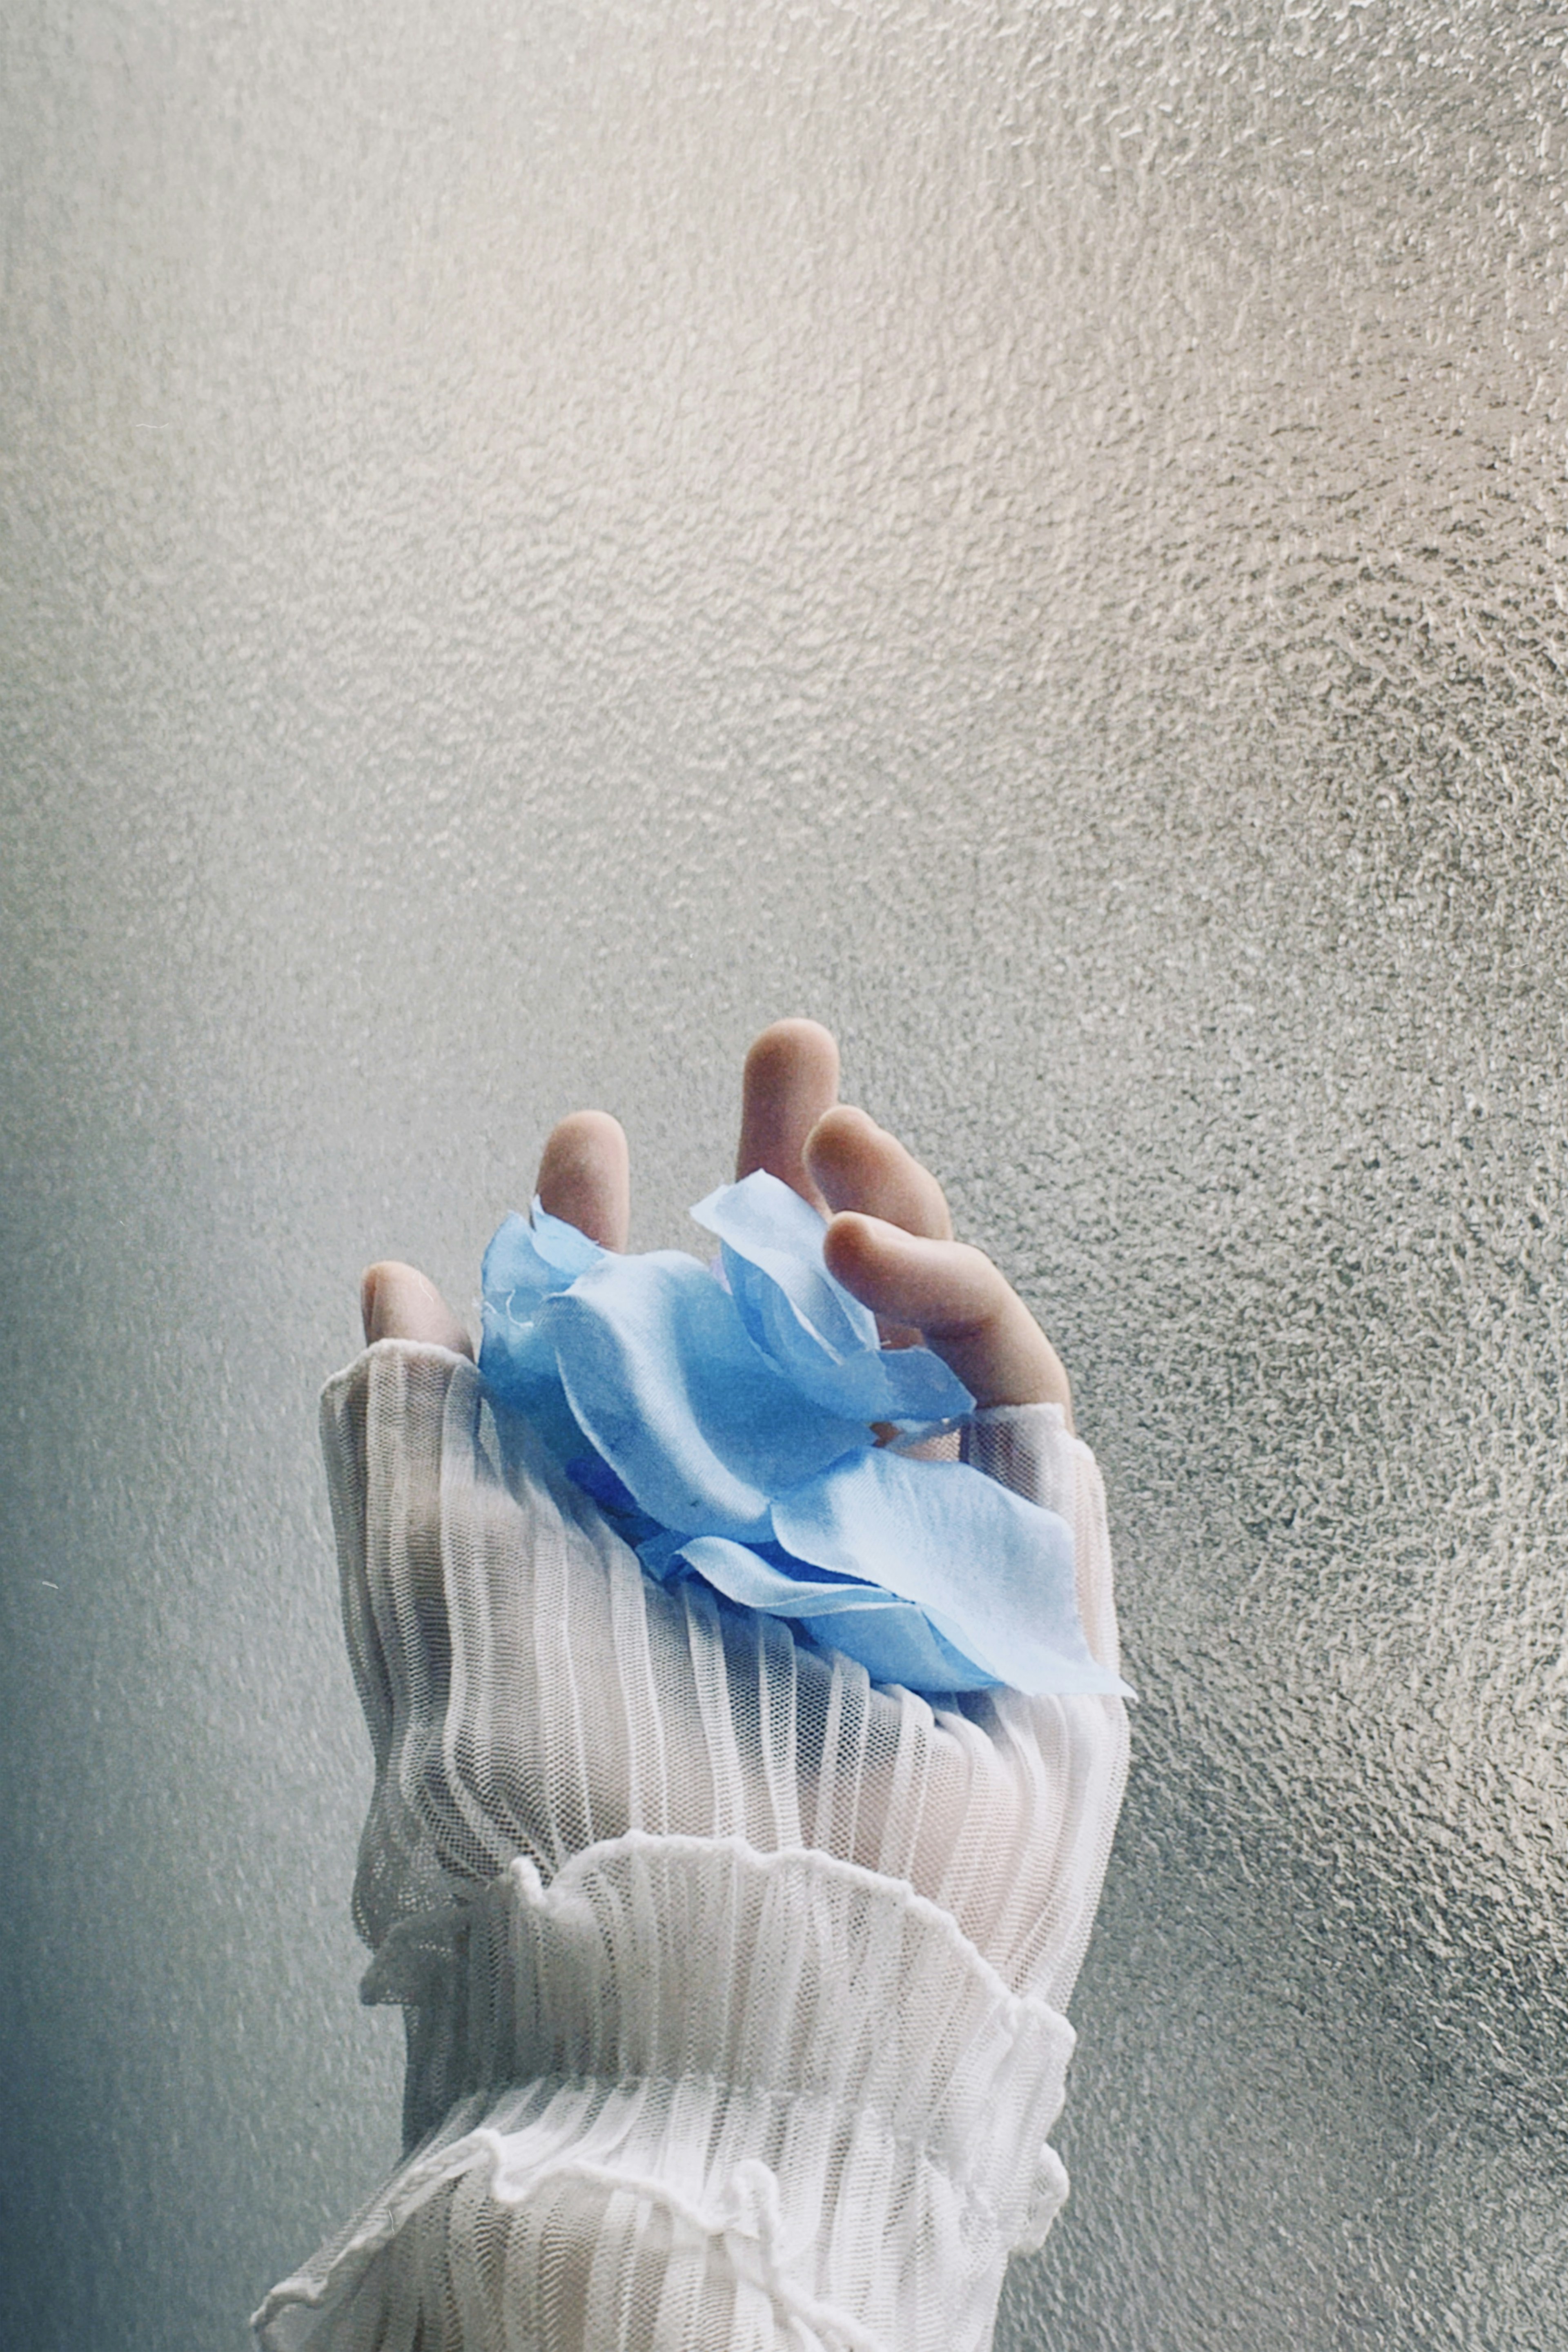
[254,1025,1127,2352]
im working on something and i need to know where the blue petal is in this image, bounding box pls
[481,1201,604,1320]
[566,1454,643,1516]
[526,1196,607,1283]
[772,1448,1131,1699]
[564,1455,664,1548]
[661,1535,888,1615]
[869,1344,977,1424]
[649,1533,1000,1694]
[477,1191,1127,1702]
[479,1205,609,1464]
[692,1171,878,1360]
[796,1604,999,1694]
[691,1170,973,1423]
[545,1248,870,1541]
[635,1528,692,1584]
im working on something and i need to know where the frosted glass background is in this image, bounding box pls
[3,2,1566,2345]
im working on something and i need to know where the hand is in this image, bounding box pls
[360,1019,1073,1423]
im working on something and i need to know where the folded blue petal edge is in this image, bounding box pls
[477,1168,1131,1702]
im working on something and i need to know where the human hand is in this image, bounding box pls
[259,1024,1121,2351]
[360,1018,1072,1425]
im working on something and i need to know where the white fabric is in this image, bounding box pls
[254,1342,1128,2352]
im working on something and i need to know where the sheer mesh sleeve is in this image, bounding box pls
[253,1340,1129,2352]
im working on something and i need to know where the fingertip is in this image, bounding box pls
[804,1102,881,1174]
[807,1108,953,1239]
[742,1019,840,1094]
[820,1206,886,1285]
[361,1260,475,1356]
[735,1018,841,1203]
[536,1109,631,1250]
[561,1108,629,1154]
[822,1218,1070,1411]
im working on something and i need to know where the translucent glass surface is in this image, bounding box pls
[2,3,1565,2345]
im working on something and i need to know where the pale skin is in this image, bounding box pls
[361,1020,1072,1426]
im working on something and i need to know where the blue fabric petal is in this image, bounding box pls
[545,1249,869,1542]
[661,1533,1001,1693]
[796,1603,998,1694]
[691,1171,973,1424]
[479,1209,604,1466]
[773,1448,1131,1699]
[656,1535,886,1616]
[482,1200,604,1318]
[478,1180,1124,1702]
[566,1454,642,1517]
[563,1456,664,1549]
[635,1528,693,1584]
[691,1171,879,1361]
[526,1198,608,1285]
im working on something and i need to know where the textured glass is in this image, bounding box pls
[2,2,1565,2346]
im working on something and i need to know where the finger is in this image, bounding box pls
[735,1019,840,1210]
[822,1214,1073,1418]
[536,1110,630,1250]
[361,1261,475,1358]
[803,1105,953,1241]
[805,1108,953,1349]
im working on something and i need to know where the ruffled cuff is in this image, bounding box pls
[253,1831,1076,2352]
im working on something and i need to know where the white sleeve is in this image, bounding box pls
[254,1343,1129,2352]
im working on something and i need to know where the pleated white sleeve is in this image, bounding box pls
[253,1339,1129,2352]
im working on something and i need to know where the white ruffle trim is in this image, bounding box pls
[254,1834,1075,2352]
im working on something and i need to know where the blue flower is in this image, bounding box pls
[479,1169,1128,1700]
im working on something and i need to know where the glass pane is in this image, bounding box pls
[3,4,1563,2343]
